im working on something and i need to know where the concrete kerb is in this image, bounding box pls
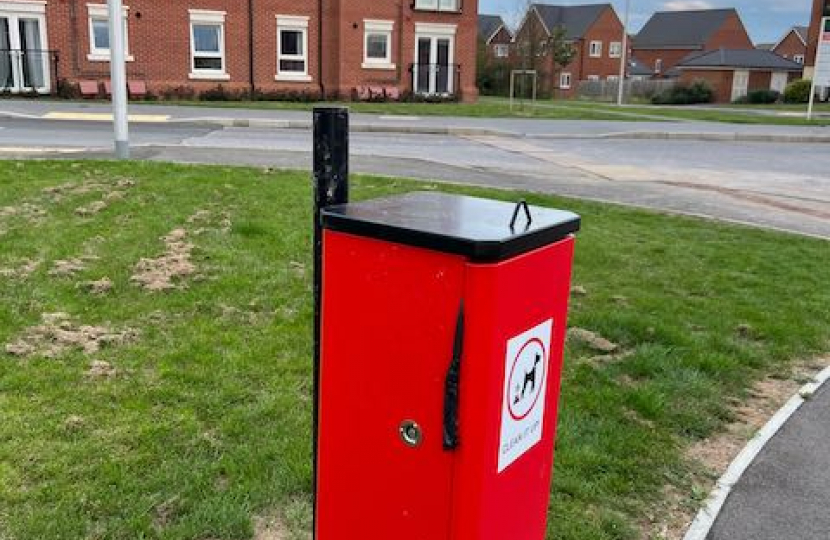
[683,365,830,540]
[3,110,830,143]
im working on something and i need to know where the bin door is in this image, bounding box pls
[317,230,466,540]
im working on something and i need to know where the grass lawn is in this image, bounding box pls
[1,160,830,540]
[147,98,656,122]
[137,96,830,126]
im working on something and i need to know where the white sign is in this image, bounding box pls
[815,18,830,87]
[498,319,553,473]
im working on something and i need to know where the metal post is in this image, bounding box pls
[312,106,349,539]
[108,0,129,159]
[617,0,631,106]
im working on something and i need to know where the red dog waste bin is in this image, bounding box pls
[317,192,580,540]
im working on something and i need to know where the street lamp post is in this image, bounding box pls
[108,0,129,159]
[616,0,631,106]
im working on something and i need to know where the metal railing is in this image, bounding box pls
[409,63,461,98]
[0,49,59,95]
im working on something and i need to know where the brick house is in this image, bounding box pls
[632,8,753,78]
[0,0,479,101]
[514,3,624,97]
[770,26,808,65]
[478,14,512,61]
[676,49,803,103]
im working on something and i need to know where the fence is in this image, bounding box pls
[577,79,677,102]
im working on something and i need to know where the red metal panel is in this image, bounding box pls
[317,230,466,540]
[451,238,575,540]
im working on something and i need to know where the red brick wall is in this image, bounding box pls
[773,31,807,62]
[808,0,824,68]
[680,69,790,103]
[705,12,753,50]
[41,0,478,101]
[679,69,733,102]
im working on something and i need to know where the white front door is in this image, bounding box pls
[0,10,50,94]
[414,35,455,96]
[770,71,788,94]
[731,70,749,102]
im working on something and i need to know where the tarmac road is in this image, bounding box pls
[2,116,830,239]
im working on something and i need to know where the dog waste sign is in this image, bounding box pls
[498,319,553,473]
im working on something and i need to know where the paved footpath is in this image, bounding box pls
[708,382,830,540]
[2,99,830,142]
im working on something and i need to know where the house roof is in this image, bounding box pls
[634,9,738,49]
[676,48,805,71]
[794,26,809,44]
[530,3,611,40]
[628,57,654,76]
[478,14,508,43]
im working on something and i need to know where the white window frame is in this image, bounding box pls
[589,41,602,58]
[607,75,620,83]
[794,54,805,64]
[276,15,311,82]
[609,41,622,59]
[494,44,509,58]
[655,59,663,73]
[362,19,395,70]
[414,0,459,12]
[189,9,228,80]
[587,75,600,82]
[86,3,133,62]
[559,72,572,89]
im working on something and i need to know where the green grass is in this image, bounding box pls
[132,95,830,125]
[1,160,829,540]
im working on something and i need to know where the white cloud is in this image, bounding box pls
[661,0,715,10]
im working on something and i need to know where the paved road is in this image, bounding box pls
[2,116,830,239]
[708,383,830,540]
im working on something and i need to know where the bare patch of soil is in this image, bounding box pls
[49,259,87,277]
[567,327,619,353]
[75,200,108,217]
[0,258,41,279]
[80,277,114,295]
[131,228,195,292]
[0,203,46,222]
[253,514,291,540]
[87,360,117,379]
[645,357,830,540]
[4,313,137,359]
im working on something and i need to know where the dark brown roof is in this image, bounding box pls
[530,3,611,40]
[635,9,738,49]
[677,49,805,71]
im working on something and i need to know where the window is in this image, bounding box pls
[277,15,310,81]
[363,20,394,69]
[655,59,663,73]
[609,41,622,58]
[559,72,572,89]
[189,10,227,79]
[414,0,459,12]
[795,54,805,64]
[87,4,132,62]
[607,75,620,82]
[494,44,509,58]
[587,75,600,82]
[589,41,602,58]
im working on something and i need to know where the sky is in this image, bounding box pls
[479,0,813,44]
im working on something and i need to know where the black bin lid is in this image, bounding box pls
[321,192,581,262]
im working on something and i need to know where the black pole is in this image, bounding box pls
[312,106,349,539]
